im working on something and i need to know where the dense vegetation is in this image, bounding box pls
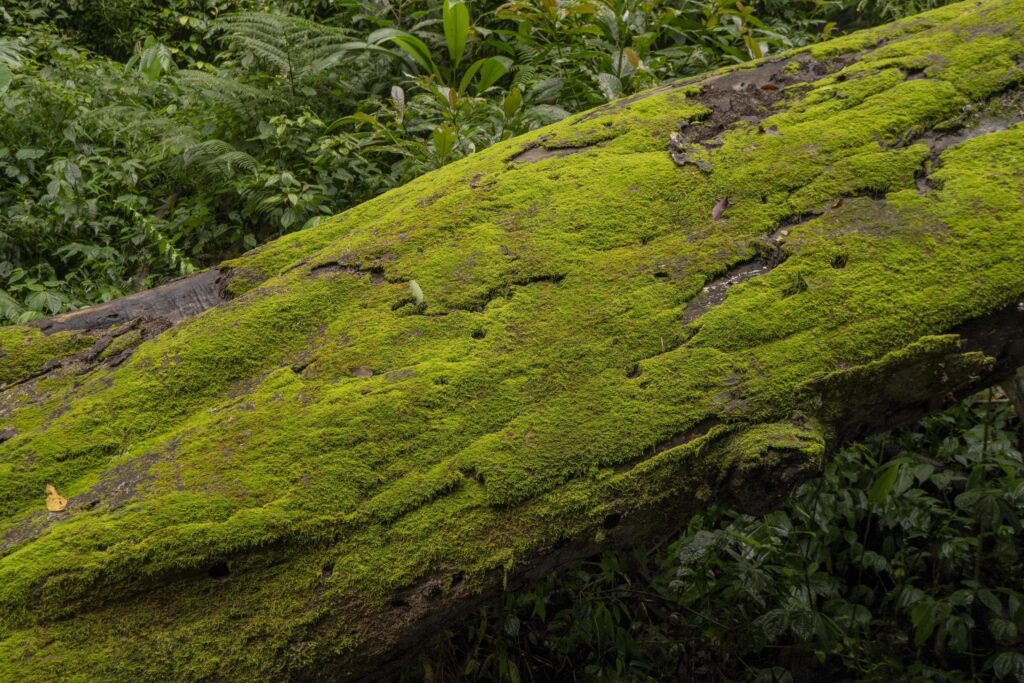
[1,0,952,322]
[413,391,1024,682]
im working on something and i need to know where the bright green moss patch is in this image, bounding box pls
[0,326,94,388]
[3,1,1024,679]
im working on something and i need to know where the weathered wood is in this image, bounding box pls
[32,269,228,335]
[2,2,1024,679]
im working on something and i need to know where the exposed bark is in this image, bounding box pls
[33,268,228,334]
[3,2,1024,680]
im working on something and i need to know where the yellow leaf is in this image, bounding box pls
[45,484,67,512]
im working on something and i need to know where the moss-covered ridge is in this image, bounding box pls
[2,0,1024,678]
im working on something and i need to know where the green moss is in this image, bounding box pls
[94,328,142,361]
[0,326,94,387]
[3,1,1024,678]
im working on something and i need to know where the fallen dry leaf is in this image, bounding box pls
[409,279,424,304]
[45,484,67,512]
[831,198,845,209]
[712,198,731,221]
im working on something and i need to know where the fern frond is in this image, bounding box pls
[232,35,293,74]
[175,69,277,110]
[213,150,260,176]
[214,11,359,82]
[0,38,24,67]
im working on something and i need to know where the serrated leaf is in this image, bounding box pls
[15,148,44,160]
[596,72,621,101]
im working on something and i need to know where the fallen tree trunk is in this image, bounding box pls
[3,1,1024,678]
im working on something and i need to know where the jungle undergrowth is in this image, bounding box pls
[408,388,1024,682]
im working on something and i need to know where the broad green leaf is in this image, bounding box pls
[502,86,522,118]
[432,125,458,165]
[458,59,484,94]
[992,652,1024,678]
[458,57,509,94]
[384,34,439,78]
[911,601,938,645]
[868,463,900,505]
[141,48,162,80]
[475,56,510,92]
[0,64,11,94]
[443,0,470,68]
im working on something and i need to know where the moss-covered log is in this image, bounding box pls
[3,1,1024,678]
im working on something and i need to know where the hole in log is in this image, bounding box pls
[207,562,230,579]
[459,467,485,485]
[602,512,622,530]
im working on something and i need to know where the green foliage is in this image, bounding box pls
[0,0,954,323]
[414,393,1024,681]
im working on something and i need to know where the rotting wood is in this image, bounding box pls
[32,268,228,335]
